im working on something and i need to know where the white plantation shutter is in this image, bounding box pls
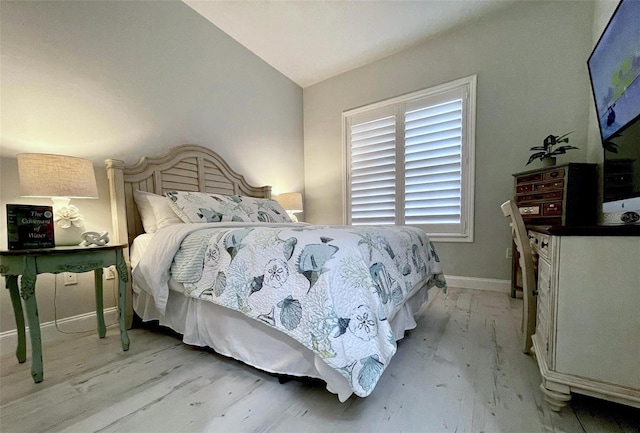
[345,76,476,242]
[404,91,463,232]
[349,109,397,225]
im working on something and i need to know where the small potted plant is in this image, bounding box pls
[527,131,578,166]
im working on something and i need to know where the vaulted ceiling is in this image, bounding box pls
[184,0,518,88]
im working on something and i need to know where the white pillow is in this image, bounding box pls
[146,193,183,230]
[133,190,158,233]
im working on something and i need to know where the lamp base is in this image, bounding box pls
[54,224,85,246]
[51,197,86,246]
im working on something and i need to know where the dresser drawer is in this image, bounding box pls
[517,173,544,184]
[534,179,564,191]
[516,190,563,203]
[529,230,552,261]
[516,184,533,194]
[543,168,565,181]
[543,201,562,216]
[519,205,541,216]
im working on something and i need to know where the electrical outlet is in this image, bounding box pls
[105,267,116,280]
[63,272,77,286]
[506,248,512,259]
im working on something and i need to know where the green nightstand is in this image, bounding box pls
[0,244,130,383]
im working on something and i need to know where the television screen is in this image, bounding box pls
[587,0,640,143]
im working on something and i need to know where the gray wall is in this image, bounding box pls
[0,1,303,332]
[303,1,596,281]
[0,0,617,334]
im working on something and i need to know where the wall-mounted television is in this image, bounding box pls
[587,0,640,224]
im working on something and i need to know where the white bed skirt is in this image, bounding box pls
[132,280,431,402]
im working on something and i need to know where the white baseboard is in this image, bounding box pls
[0,308,118,356]
[444,275,511,293]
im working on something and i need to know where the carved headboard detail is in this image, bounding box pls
[106,144,272,247]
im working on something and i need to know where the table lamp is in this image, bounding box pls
[277,192,303,222]
[17,153,98,246]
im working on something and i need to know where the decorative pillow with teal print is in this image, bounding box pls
[228,195,292,223]
[165,191,251,223]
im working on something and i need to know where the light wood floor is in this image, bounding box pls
[1,287,638,433]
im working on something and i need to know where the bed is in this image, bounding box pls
[105,144,446,401]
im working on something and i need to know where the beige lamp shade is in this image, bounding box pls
[17,153,98,198]
[277,192,303,213]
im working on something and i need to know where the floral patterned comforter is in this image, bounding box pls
[133,222,446,397]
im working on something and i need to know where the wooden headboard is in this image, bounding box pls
[105,144,272,247]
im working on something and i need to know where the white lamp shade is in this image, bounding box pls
[277,192,303,213]
[17,153,98,198]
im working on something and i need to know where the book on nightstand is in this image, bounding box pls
[6,204,55,250]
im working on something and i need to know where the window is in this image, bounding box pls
[344,75,476,242]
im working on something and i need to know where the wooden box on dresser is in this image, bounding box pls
[513,163,598,226]
[510,163,598,296]
[528,224,640,411]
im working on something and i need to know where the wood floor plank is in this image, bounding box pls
[2,343,197,432]
[1,287,638,433]
[172,373,301,433]
[467,291,546,432]
[0,326,173,404]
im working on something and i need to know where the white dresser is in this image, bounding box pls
[528,226,640,411]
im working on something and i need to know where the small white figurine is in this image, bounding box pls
[80,231,110,246]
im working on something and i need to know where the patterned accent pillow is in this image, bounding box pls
[165,191,251,223]
[227,195,292,223]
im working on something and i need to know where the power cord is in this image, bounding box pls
[53,269,119,334]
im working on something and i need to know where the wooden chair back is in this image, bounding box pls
[501,200,537,354]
